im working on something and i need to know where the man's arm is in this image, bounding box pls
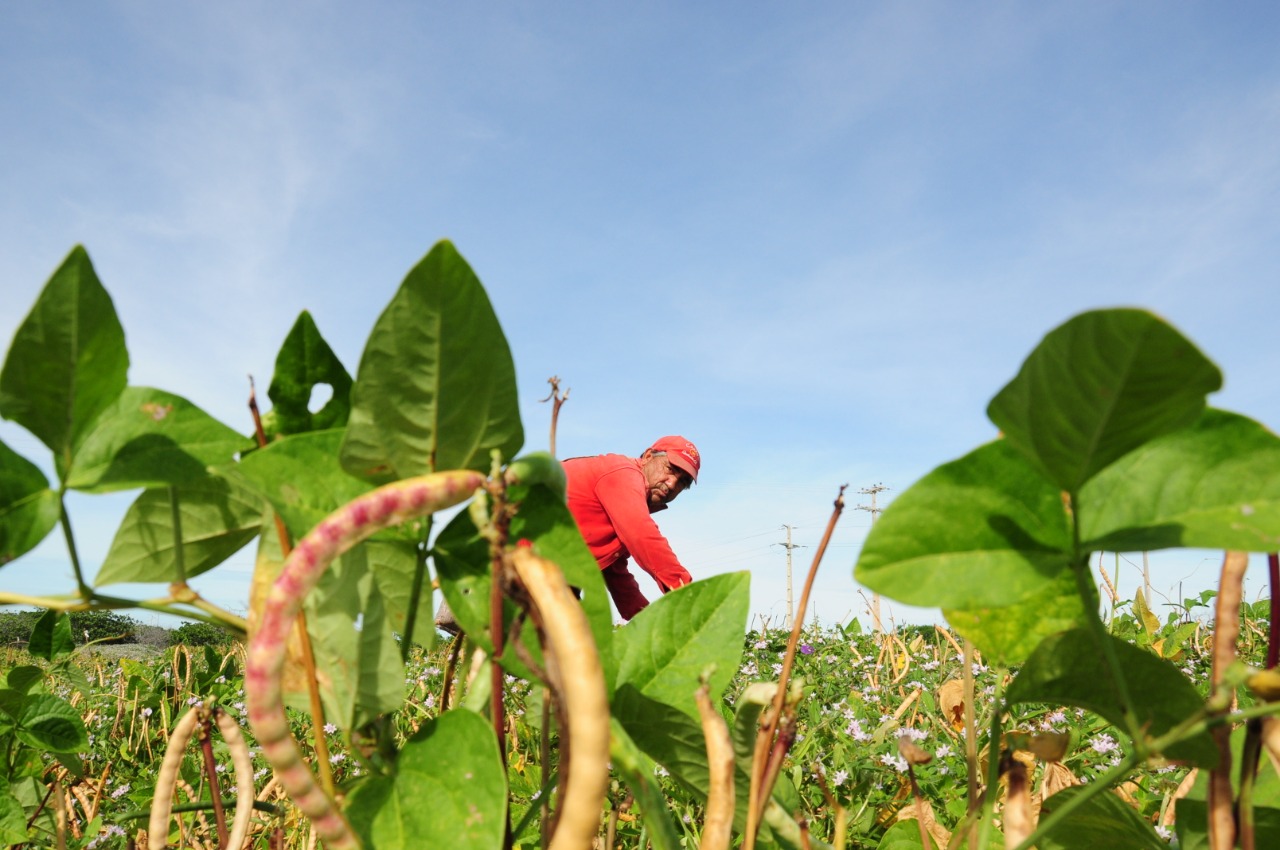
[601,559,649,620]
[594,470,693,592]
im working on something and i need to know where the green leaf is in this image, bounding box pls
[94,473,263,585]
[876,820,932,850]
[234,429,378,541]
[1175,798,1280,850]
[339,240,523,483]
[262,310,353,440]
[3,666,44,696]
[0,788,26,846]
[65,387,251,492]
[987,308,1222,492]
[15,693,88,753]
[345,709,506,850]
[854,440,1072,610]
[1080,408,1280,552]
[305,541,407,728]
[367,538,435,652]
[612,572,749,720]
[944,569,1089,667]
[0,246,129,474]
[1006,627,1218,767]
[1037,785,1168,850]
[0,438,59,566]
[28,610,74,661]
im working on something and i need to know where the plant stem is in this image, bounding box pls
[197,712,230,849]
[401,519,432,664]
[973,672,1005,850]
[168,486,188,584]
[962,639,978,848]
[57,493,91,600]
[1268,553,1279,670]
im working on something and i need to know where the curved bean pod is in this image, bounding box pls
[216,708,257,850]
[245,470,487,849]
[695,682,735,850]
[507,546,610,850]
[149,707,202,850]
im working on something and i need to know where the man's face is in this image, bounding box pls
[640,451,693,507]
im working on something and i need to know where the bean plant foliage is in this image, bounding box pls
[3,241,1280,849]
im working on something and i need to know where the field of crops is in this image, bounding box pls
[4,590,1268,850]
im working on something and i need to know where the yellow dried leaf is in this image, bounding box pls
[895,798,951,849]
[1247,668,1280,702]
[938,679,966,731]
[1038,761,1079,801]
[898,737,933,765]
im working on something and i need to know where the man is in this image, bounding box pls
[562,436,700,621]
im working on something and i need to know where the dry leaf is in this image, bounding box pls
[1002,756,1033,849]
[938,679,966,731]
[1038,762,1079,801]
[898,736,933,765]
[896,797,951,849]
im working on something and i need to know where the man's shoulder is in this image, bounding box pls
[563,453,640,480]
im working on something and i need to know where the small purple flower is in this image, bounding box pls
[800,644,814,655]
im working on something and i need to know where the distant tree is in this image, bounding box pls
[68,610,138,644]
[169,621,235,648]
[0,610,44,645]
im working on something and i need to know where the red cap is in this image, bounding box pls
[648,436,701,483]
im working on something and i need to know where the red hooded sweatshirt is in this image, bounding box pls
[562,453,692,620]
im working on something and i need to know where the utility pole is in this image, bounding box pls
[856,484,889,632]
[774,525,807,630]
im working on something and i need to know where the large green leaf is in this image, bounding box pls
[262,310,353,440]
[612,571,749,720]
[0,787,25,846]
[944,569,1089,667]
[345,709,506,850]
[1037,785,1167,850]
[1079,408,1280,552]
[64,387,250,492]
[987,309,1221,493]
[15,693,88,753]
[1006,628,1217,767]
[368,538,435,651]
[94,473,263,585]
[0,438,58,565]
[28,610,74,661]
[433,481,613,684]
[339,240,523,483]
[305,541,405,727]
[854,440,1072,610]
[234,429,380,541]
[0,246,129,474]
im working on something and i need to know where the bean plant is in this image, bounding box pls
[2,241,1280,849]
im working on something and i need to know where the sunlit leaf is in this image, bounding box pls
[854,440,1072,610]
[944,568,1089,667]
[262,310,353,440]
[340,240,523,484]
[94,473,263,585]
[609,719,683,850]
[0,438,58,566]
[1080,409,1280,552]
[345,709,506,850]
[65,387,250,492]
[1006,628,1217,767]
[234,429,379,541]
[0,246,128,474]
[987,308,1221,492]
[16,693,88,753]
[612,571,749,719]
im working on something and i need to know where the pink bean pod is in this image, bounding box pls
[245,470,487,849]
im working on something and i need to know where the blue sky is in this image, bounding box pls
[3,2,1280,629]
